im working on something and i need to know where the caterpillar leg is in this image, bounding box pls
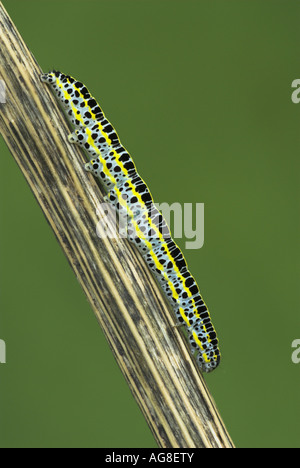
[85,160,96,173]
[69,127,112,157]
[172,322,185,329]
[68,131,80,144]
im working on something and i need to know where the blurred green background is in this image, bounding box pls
[0,0,299,448]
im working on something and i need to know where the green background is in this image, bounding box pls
[0,0,299,448]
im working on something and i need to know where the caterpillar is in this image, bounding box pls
[41,70,221,373]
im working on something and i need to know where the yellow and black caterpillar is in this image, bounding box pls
[41,71,220,372]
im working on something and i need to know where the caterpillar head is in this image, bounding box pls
[40,71,58,84]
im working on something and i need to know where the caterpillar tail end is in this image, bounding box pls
[197,351,221,373]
